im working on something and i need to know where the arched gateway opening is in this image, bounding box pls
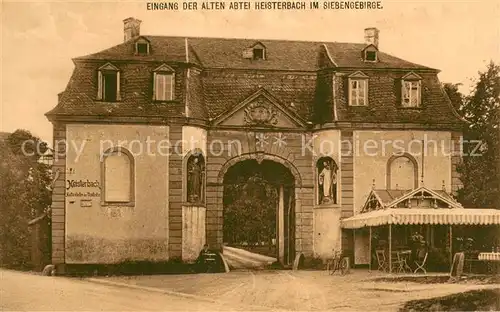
[223,159,296,265]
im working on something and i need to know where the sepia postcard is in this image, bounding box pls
[1,0,500,311]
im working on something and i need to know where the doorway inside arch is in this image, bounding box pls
[223,159,295,265]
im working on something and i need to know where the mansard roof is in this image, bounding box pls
[75,36,436,71]
[47,36,466,125]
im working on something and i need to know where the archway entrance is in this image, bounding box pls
[223,159,295,265]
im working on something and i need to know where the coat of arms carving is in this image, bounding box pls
[244,100,278,126]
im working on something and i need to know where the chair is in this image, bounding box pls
[375,250,388,272]
[399,250,413,273]
[390,251,405,273]
[464,252,480,274]
[414,252,428,274]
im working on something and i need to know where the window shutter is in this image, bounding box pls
[417,80,422,106]
[170,74,175,100]
[364,79,369,106]
[104,154,131,202]
[401,80,406,106]
[97,71,103,100]
[116,71,121,101]
[163,74,168,101]
[152,72,157,101]
[348,79,353,106]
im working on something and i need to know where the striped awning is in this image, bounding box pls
[340,208,500,229]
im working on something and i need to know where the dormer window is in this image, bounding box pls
[362,44,378,62]
[253,48,264,60]
[242,42,267,61]
[365,51,377,62]
[97,63,121,102]
[137,43,149,54]
[153,64,175,101]
[401,72,422,108]
[134,37,150,55]
[348,71,369,106]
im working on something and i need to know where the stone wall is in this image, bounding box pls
[182,205,206,262]
[340,131,354,257]
[51,122,67,267]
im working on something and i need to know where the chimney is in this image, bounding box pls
[364,27,379,48]
[123,17,142,42]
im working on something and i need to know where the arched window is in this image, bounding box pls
[186,152,205,204]
[316,157,338,205]
[101,147,135,204]
[386,153,418,190]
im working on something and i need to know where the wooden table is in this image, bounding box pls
[478,252,500,274]
[399,250,413,273]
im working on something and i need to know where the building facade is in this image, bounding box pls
[45,18,464,269]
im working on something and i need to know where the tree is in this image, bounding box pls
[442,82,464,112]
[0,130,52,268]
[455,61,500,208]
[223,174,278,248]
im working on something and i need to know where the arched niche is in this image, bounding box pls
[100,147,135,205]
[386,153,419,190]
[316,156,338,205]
[185,149,206,204]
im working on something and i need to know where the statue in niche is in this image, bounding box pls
[187,155,205,203]
[318,157,338,204]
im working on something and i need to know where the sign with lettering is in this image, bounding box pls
[66,179,100,190]
[66,179,101,198]
[80,199,92,207]
[67,191,100,197]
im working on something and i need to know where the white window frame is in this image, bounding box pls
[154,73,174,101]
[152,64,175,102]
[402,80,421,108]
[97,63,121,102]
[348,78,368,106]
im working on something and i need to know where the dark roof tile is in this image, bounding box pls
[77,36,436,71]
[48,35,459,125]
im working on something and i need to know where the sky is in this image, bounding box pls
[1,0,499,145]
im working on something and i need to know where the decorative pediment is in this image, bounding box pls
[135,36,151,44]
[348,71,369,79]
[386,186,462,209]
[153,63,175,72]
[360,186,462,214]
[250,42,266,49]
[213,88,306,128]
[361,190,386,213]
[402,72,422,80]
[98,62,119,71]
[362,44,379,52]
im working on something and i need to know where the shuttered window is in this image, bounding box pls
[154,73,174,101]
